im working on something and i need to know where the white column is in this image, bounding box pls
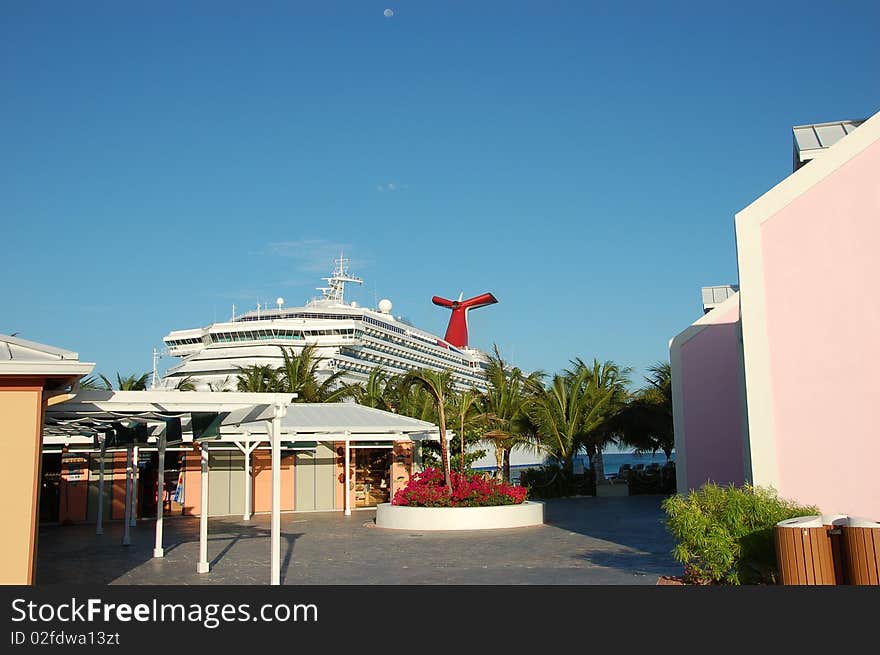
[243,439,251,521]
[96,436,106,536]
[122,445,132,546]
[249,442,258,519]
[197,444,210,574]
[153,430,166,558]
[234,435,257,521]
[344,434,351,516]
[130,446,139,527]
[270,417,281,585]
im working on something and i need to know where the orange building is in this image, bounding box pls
[0,334,94,585]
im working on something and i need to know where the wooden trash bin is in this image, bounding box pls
[841,517,880,585]
[775,516,838,585]
[823,514,849,585]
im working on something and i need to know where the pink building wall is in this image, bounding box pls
[757,137,880,519]
[671,295,747,492]
[672,113,880,519]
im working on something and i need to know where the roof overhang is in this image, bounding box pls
[0,361,95,376]
[44,390,295,447]
[0,333,95,389]
[41,392,440,450]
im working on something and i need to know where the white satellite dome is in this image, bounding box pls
[276,297,285,307]
[350,301,359,308]
[378,299,393,314]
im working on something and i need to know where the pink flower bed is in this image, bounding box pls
[392,467,528,507]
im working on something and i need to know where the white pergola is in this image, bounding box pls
[44,390,294,584]
[43,391,441,585]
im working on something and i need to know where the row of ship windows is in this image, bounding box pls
[336,351,408,373]
[341,344,484,379]
[361,315,406,335]
[238,312,357,322]
[337,350,485,382]
[236,313,407,338]
[211,329,362,343]
[169,329,363,346]
[361,332,473,371]
[363,329,470,368]
[166,337,203,346]
[357,326,450,360]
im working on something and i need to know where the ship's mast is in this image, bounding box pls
[151,348,159,390]
[316,253,363,304]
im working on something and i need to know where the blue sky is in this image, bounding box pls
[2,1,878,385]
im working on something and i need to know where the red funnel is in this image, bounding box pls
[431,293,498,348]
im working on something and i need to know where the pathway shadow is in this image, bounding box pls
[541,495,678,576]
[36,522,158,585]
[37,516,304,585]
[571,549,678,577]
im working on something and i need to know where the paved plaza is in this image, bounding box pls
[36,496,679,585]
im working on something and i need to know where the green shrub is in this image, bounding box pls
[662,483,819,585]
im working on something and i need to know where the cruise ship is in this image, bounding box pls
[159,257,497,391]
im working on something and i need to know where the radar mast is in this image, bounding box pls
[316,253,363,304]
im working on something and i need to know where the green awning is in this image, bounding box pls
[282,441,317,450]
[110,422,149,446]
[191,412,226,441]
[161,417,184,445]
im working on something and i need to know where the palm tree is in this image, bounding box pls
[234,364,278,392]
[99,372,151,391]
[350,367,396,411]
[402,369,454,491]
[77,375,103,390]
[207,376,232,392]
[449,388,483,473]
[174,376,197,391]
[610,362,674,460]
[390,378,437,422]
[502,412,541,482]
[526,358,629,477]
[525,371,587,476]
[567,359,631,482]
[479,346,544,481]
[275,345,354,402]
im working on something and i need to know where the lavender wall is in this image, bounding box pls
[671,297,747,492]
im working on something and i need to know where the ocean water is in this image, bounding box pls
[502,451,675,481]
[587,452,675,477]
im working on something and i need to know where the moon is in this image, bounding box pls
[383,9,394,18]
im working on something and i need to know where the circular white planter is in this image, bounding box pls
[375,501,544,531]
